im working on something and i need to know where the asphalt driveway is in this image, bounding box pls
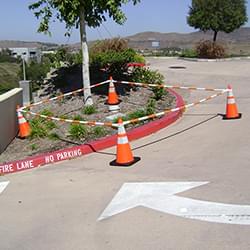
[1,57,250,250]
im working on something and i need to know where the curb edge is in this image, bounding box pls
[0,89,184,175]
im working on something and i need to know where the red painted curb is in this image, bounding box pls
[0,89,184,175]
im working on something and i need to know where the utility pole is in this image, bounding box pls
[22,56,26,81]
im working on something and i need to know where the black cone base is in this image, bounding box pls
[110,157,141,167]
[223,113,242,120]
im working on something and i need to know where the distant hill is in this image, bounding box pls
[1,27,250,54]
[127,27,250,55]
[0,40,58,50]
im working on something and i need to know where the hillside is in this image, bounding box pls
[0,63,20,94]
[0,27,250,54]
[128,27,250,44]
[0,40,58,50]
[127,27,250,55]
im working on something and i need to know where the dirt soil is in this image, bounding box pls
[0,85,176,163]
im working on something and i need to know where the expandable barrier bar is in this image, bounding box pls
[19,80,110,111]
[114,80,227,92]
[123,90,228,126]
[18,78,230,129]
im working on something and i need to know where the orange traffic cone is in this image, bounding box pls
[17,106,31,138]
[110,118,140,166]
[223,85,242,120]
[106,76,121,112]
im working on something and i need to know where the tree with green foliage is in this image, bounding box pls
[0,49,20,63]
[187,0,248,42]
[29,0,140,105]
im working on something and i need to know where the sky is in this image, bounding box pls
[0,0,250,44]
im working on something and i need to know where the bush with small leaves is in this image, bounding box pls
[196,40,226,59]
[146,98,156,115]
[131,67,165,100]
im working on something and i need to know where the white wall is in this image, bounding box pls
[0,88,23,154]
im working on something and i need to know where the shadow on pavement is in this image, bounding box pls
[132,114,220,151]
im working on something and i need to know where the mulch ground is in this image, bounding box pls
[0,85,176,163]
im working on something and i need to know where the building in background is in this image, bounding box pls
[9,47,42,63]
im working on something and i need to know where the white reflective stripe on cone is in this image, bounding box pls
[118,136,129,144]
[109,81,115,90]
[18,117,27,123]
[228,90,234,97]
[228,98,236,104]
[118,125,126,134]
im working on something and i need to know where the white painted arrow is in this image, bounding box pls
[98,182,250,225]
[0,181,9,195]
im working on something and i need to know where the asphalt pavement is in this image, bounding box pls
[1,57,250,250]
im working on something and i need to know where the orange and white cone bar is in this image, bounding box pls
[106,76,121,112]
[223,85,242,120]
[110,118,140,166]
[17,106,31,138]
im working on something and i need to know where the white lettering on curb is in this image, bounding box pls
[0,164,14,174]
[0,149,83,174]
[0,160,34,174]
[56,149,82,161]
[16,160,34,170]
[45,155,55,164]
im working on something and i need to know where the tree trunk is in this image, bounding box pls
[79,8,93,105]
[213,31,218,42]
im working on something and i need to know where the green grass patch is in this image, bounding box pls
[82,105,97,115]
[68,124,88,140]
[48,132,60,141]
[73,114,85,121]
[30,143,38,151]
[91,126,108,137]
[0,62,20,94]
[29,109,57,139]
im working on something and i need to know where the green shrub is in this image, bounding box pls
[59,114,69,119]
[82,105,97,115]
[40,109,57,129]
[89,38,145,83]
[131,67,164,85]
[29,109,57,139]
[18,61,50,91]
[127,109,147,120]
[152,85,165,101]
[180,49,198,58]
[48,132,60,140]
[73,114,84,121]
[45,120,57,130]
[196,40,226,59]
[131,67,165,100]
[146,98,156,115]
[30,143,38,151]
[112,109,146,123]
[90,38,128,54]
[30,118,48,139]
[0,49,20,63]
[68,124,88,140]
[92,126,108,137]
